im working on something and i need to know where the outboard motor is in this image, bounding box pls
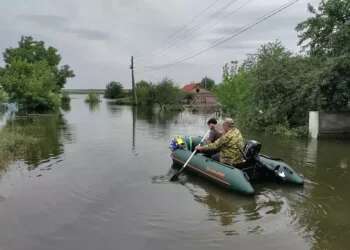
[243,140,262,162]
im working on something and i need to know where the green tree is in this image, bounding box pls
[104,81,124,99]
[216,41,323,135]
[135,80,155,105]
[216,61,253,117]
[319,56,350,110]
[0,36,74,111]
[253,42,322,128]
[1,60,61,111]
[296,0,350,111]
[154,78,183,110]
[296,0,350,57]
[200,76,215,90]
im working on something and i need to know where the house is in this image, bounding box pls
[181,82,218,106]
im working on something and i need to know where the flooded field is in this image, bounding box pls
[0,95,349,250]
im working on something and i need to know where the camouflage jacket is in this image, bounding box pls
[205,127,244,165]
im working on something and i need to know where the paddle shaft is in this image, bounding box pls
[170,130,210,180]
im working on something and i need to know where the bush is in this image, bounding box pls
[135,78,184,110]
[85,92,101,103]
[136,80,155,105]
[0,87,8,103]
[104,81,124,99]
[153,78,184,110]
[216,41,322,137]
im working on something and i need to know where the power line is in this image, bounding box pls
[144,0,300,72]
[135,0,222,59]
[142,0,253,61]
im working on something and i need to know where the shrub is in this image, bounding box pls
[85,92,101,103]
[104,81,124,99]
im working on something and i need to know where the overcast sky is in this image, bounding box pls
[0,0,320,89]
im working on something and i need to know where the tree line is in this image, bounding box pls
[215,0,350,136]
[103,77,215,110]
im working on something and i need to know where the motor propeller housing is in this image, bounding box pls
[243,140,262,162]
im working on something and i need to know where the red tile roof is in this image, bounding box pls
[182,83,200,93]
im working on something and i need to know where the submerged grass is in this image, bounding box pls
[0,126,37,169]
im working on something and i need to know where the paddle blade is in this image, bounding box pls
[169,172,180,181]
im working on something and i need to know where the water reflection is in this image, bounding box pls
[293,138,350,249]
[182,174,288,234]
[87,101,100,112]
[132,105,136,153]
[136,106,181,128]
[105,100,122,115]
[61,101,71,112]
[0,96,349,250]
[0,113,72,171]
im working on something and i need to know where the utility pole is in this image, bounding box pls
[204,76,207,89]
[130,56,137,105]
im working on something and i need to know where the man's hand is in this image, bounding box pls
[195,145,204,151]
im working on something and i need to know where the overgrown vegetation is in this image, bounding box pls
[85,92,101,103]
[0,86,8,103]
[216,0,350,137]
[135,78,184,110]
[104,81,124,99]
[0,36,74,112]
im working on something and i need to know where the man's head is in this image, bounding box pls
[207,118,218,129]
[222,118,234,132]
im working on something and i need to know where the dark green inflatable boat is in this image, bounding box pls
[170,136,304,195]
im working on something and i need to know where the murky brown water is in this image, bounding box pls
[0,95,349,250]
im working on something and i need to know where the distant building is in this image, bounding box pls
[181,82,218,106]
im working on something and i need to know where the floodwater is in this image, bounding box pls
[0,95,349,250]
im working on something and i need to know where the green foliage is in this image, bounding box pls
[1,60,61,111]
[252,42,322,128]
[136,80,155,105]
[153,78,184,110]
[216,61,253,117]
[296,0,350,57]
[296,0,350,111]
[135,78,184,110]
[319,56,350,110]
[0,36,74,112]
[104,81,124,99]
[216,41,322,136]
[0,86,8,103]
[183,92,194,104]
[200,76,215,90]
[85,92,101,103]
[216,0,350,136]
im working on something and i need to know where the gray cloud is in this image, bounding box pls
[66,28,110,41]
[19,14,110,41]
[19,14,67,29]
[0,0,321,88]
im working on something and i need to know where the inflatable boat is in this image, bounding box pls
[170,136,304,195]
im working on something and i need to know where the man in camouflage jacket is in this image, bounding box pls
[195,118,244,165]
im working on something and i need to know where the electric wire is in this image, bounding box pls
[144,0,300,72]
